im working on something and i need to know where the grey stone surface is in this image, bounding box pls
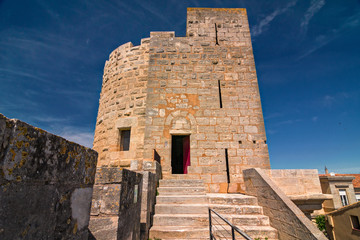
[89,168,143,240]
[0,113,98,240]
[244,168,327,240]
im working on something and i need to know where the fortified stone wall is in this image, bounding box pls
[94,8,270,193]
[94,40,150,167]
[0,113,98,240]
[144,9,269,193]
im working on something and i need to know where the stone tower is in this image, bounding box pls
[93,8,270,193]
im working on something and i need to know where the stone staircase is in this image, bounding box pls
[149,179,278,240]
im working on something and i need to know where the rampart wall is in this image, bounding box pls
[0,113,97,239]
[94,40,150,167]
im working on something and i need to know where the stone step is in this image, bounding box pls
[208,193,258,205]
[159,179,205,187]
[162,174,201,180]
[153,214,209,227]
[149,226,208,239]
[158,186,206,195]
[230,215,270,226]
[156,195,208,204]
[150,221,278,240]
[241,225,278,240]
[212,226,278,240]
[155,203,263,215]
[209,204,263,215]
[155,204,208,214]
[153,214,269,227]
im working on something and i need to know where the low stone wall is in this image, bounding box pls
[0,113,98,239]
[136,160,161,240]
[243,168,327,240]
[89,168,143,240]
[263,169,322,196]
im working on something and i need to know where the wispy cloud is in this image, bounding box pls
[265,112,284,120]
[57,126,94,148]
[312,116,318,122]
[273,119,302,127]
[133,0,172,25]
[300,0,326,34]
[322,95,336,107]
[251,0,298,37]
[297,11,360,60]
[0,67,47,82]
[267,129,277,135]
[31,116,70,124]
[320,92,352,108]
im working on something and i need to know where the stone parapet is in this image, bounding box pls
[264,169,323,196]
[89,168,143,240]
[244,168,327,240]
[0,113,98,239]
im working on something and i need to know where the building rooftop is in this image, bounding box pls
[319,174,360,188]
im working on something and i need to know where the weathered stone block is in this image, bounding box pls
[89,168,143,240]
[0,114,97,240]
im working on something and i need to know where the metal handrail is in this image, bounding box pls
[209,208,253,240]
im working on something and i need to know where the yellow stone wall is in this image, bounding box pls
[94,8,270,193]
[93,40,150,167]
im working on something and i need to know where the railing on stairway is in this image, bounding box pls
[209,208,252,240]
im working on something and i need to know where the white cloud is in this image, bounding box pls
[58,127,94,148]
[31,116,70,123]
[297,11,360,60]
[301,0,326,34]
[322,95,335,107]
[321,92,351,108]
[252,0,298,37]
[273,119,302,126]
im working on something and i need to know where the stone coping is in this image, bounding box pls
[289,194,333,201]
[319,175,355,181]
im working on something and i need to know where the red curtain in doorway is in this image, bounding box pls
[183,136,190,174]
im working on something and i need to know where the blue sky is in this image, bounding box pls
[1,0,359,173]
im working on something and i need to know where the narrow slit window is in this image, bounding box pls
[218,80,223,108]
[120,129,131,151]
[215,23,219,45]
[225,149,230,184]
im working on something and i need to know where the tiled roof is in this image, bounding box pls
[319,174,360,188]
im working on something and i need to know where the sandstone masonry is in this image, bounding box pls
[94,8,270,193]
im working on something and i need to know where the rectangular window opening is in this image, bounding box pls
[356,193,360,202]
[339,189,349,206]
[171,135,190,174]
[351,215,360,230]
[120,129,131,151]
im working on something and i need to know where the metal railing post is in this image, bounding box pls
[208,208,253,240]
